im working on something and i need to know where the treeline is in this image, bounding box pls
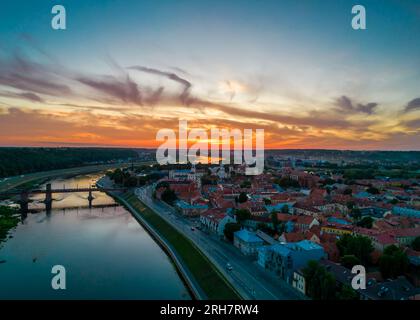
[0,148,138,178]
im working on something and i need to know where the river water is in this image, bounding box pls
[0,173,191,299]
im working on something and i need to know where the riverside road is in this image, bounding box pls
[135,185,304,300]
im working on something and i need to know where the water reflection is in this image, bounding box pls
[0,173,190,300]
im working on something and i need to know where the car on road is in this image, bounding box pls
[190,227,195,231]
[226,263,233,271]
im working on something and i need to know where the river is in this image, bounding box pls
[0,173,191,299]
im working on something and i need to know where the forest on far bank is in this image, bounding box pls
[0,148,139,178]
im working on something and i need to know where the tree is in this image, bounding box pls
[124,176,138,187]
[350,208,362,221]
[224,223,241,242]
[275,177,300,189]
[379,245,409,279]
[340,255,361,269]
[357,216,373,229]
[156,181,170,189]
[336,234,373,265]
[235,209,251,223]
[240,180,252,188]
[201,175,216,185]
[238,192,248,203]
[0,206,20,243]
[263,198,271,205]
[161,188,177,205]
[303,260,336,300]
[337,284,358,300]
[271,212,279,231]
[412,236,420,251]
[281,204,289,214]
[343,189,353,196]
[366,186,380,195]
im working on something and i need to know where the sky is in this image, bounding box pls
[0,0,419,150]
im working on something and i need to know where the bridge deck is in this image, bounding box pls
[0,187,126,196]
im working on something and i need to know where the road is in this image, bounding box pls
[135,184,304,300]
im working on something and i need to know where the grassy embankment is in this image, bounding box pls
[121,192,241,300]
[0,206,20,245]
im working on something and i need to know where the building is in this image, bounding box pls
[373,233,398,252]
[234,229,264,256]
[295,216,319,231]
[293,203,321,218]
[359,276,420,300]
[321,222,353,236]
[257,240,325,282]
[392,206,420,218]
[175,200,208,217]
[200,208,236,236]
[292,269,306,295]
[390,228,420,246]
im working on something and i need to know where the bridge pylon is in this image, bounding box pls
[88,189,94,208]
[44,183,53,211]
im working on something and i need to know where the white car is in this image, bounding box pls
[226,263,233,271]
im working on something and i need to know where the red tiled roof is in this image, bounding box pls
[283,232,305,243]
[374,233,397,245]
[391,227,420,238]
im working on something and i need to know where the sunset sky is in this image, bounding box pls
[0,0,419,150]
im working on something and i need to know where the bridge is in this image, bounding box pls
[0,183,127,212]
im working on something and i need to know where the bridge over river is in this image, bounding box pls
[0,183,127,212]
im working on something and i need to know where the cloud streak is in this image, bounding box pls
[404,97,420,113]
[128,66,193,105]
[334,96,378,115]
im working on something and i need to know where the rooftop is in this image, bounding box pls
[234,229,264,244]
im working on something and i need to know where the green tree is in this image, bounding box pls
[303,260,336,300]
[344,189,353,196]
[161,188,177,205]
[224,223,241,242]
[366,186,380,195]
[357,216,373,229]
[238,192,248,203]
[263,198,271,205]
[379,245,409,279]
[336,234,373,265]
[337,284,358,300]
[271,212,279,231]
[240,180,252,188]
[275,177,300,189]
[235,209,251,223]
[281,204,289,214]
[350,208,362,221]
[340,255,361,269]
[412,236,420,251]
[0,206,20,243]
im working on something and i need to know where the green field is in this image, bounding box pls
[122,192,241,300]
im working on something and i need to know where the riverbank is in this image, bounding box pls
[0,206,19,245]
[0,162,153,193]
[114,191,241,300]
